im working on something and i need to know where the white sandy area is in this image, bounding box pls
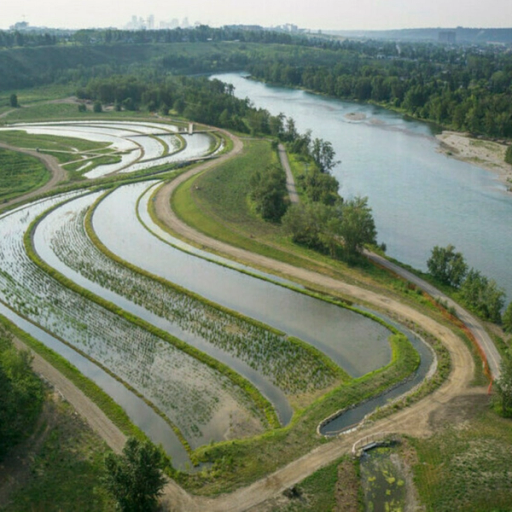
[437,131,512,189]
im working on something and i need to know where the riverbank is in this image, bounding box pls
[436,131,512,189]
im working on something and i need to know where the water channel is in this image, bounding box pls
[211,73,512,302]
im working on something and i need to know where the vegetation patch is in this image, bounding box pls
[180,332,419,494]
[413,407,512,511]
[2,398,115,512]
[0,148,50,203]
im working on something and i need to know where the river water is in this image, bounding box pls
[211,73,512,303]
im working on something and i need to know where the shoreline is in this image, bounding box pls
[436,131,512,190]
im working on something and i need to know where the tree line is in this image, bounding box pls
[0,329,44,461]
[247,43,512,139]
[427,244,511,327]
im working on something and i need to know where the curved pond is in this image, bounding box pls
[33,191,294,426]
[211,72,512,302]
[93,181,393,378]
[0,193,265,460]
[320,320,433,435]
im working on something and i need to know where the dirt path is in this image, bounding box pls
[365,251,501,379]
[278,143,299,204]
[0,141,66,210]
[153,133,483,511]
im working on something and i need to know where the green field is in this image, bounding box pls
[413,404,512,511]
[3,399,115,512]
[0,148,50,203]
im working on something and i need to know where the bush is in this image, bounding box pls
[0,333,44,460]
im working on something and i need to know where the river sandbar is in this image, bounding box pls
[437,131,512,188]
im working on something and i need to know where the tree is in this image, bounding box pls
[250,165,288,222]
[427,245,468,287]
[494,351,512,416]
[104,437,166,512]
[9,93,18,108]
[93,100,103,113]
[310,138,340,173]
[503,303,512,333]
[339,196,377,257]
[460,268,506,323]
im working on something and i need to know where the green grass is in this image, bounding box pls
[4,399,115,512]
[276,457,346,511]
[412,407,512,511]
[0,129,111,155]
[0,147,50,203]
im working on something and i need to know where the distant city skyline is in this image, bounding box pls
[2,0,512,32]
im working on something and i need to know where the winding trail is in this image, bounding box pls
[278,143,299,204]
[152,133,490,511]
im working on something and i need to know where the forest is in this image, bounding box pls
[2,25,512,139]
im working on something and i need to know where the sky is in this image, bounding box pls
[2,0,512,31]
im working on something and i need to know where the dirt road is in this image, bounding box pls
[0,141,66,210]
[153,133,483,511]
[278,143,299,204]
[366,251,501,379]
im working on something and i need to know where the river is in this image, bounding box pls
[211,73,512,303]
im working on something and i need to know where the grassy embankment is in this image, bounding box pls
[0,329,115,511]
[0,148,51,203]
[168,135,512,506]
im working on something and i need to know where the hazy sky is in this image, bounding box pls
[2,0,512,31]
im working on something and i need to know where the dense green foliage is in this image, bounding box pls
[104,437,166,512]
[0,148,50,203]
[494,351,512,416]
[426,246,507,324]
[505,145,512,165]
[503,303,512,333]
[427,245,468,287]
[250,164,288,222]
[2,25,512,140]
[0,331,44,460]
[283,196,376,260]
[247,41,512,138]
[460,268,505,323]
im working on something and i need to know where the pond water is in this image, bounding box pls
[93,181,393,378]
[360,444,408,512]
[211,73,512,302]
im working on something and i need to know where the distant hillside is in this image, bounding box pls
[326,27,512,44]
